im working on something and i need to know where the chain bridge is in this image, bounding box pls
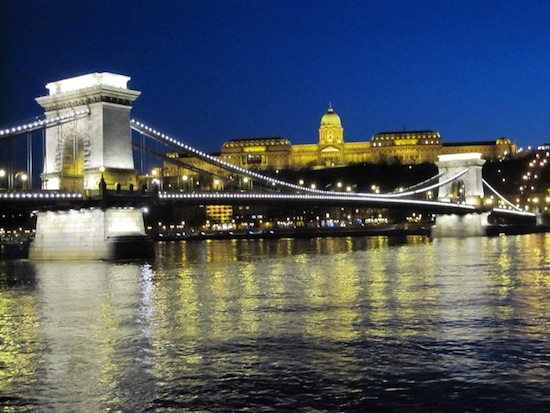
[0,73,536,259]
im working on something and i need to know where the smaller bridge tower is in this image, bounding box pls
[432,153,488,237]
[435,153,485,206]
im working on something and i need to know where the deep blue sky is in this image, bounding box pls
[2,0,550,152]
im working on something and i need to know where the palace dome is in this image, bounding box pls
[320,106,342,127]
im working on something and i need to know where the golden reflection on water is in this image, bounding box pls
[1,234,550,410]
[0,262,42,406]
[304,251,361,342]
[24,262,149,411]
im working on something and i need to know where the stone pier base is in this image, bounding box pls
[29,208,154,260]
[431,212,489,238]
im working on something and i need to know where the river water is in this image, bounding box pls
[1,234,550,412]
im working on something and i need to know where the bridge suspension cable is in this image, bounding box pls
[482,178,523,211]
[0,109,90,140]
[379,168,470,198]
[157,191,480,214]
[132,140,261,192]
[387,171,446,194]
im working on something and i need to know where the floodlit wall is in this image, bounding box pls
[29,208,149,260]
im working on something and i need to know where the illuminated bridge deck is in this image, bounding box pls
[0,190,536,220]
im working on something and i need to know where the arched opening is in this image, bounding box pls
[450,180,466,203]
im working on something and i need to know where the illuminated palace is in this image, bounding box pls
[165,105,516,177]
[221,106,516,168]
[165,107,516,176]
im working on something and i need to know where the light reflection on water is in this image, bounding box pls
[1,234,550,411]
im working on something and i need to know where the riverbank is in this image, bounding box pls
[152,224,432,241]
[153,222,549,241]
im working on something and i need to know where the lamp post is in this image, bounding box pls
[182,174,189,191]
[14,172,28,190]
[0,169,5,190]
[151,168,162,191]
[21,173,28,190]
[213,178,226,191]
[241,176,252,191]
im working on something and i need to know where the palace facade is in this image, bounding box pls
[218,106,516,170]
[164,106,516,178]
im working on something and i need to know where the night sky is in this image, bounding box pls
[2,0,550,153]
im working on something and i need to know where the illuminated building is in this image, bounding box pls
[221,138,292,171]
[206,205,233,226]
[292,106,373,167]
[218,105,516,170]
[164,105,517,177]
[441,138,516,160]
[370,131,442,164]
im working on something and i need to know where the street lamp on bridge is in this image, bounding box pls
[15,172,28,190]
[241,176,252,191]
[182,174,190,191]
[0,169,6,190]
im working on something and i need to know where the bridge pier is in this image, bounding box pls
[29,208,154,260]
[431,212,489,238]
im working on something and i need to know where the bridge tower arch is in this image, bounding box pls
[35,72,140,191]
[432,153,489,237]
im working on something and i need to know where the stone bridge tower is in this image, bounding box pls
[35,72,140,191]
[432,153,488,237]
[435,153,485,206]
